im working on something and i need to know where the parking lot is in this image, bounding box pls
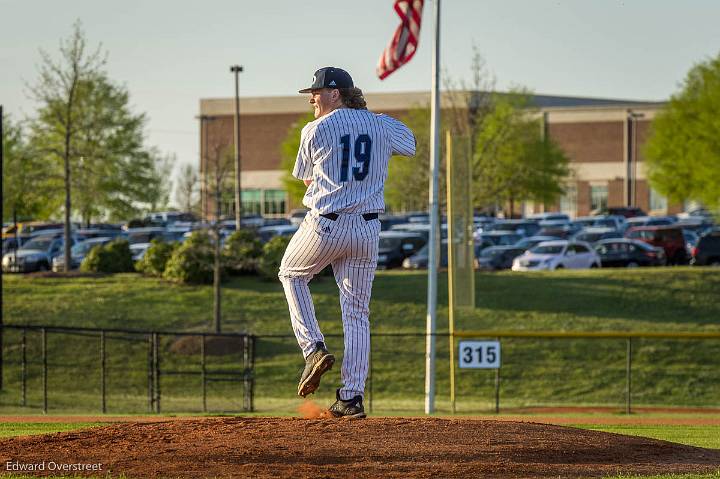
[2,207,719,274]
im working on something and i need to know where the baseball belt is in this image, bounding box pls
[321,213,379,221]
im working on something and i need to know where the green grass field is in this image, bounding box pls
[1,268,719,414]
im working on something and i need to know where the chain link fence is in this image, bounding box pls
[1,326,718,414]
[0,325,254,414]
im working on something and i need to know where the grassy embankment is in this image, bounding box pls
[1,268,719,414]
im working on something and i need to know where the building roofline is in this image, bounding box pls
[199,90,666,117]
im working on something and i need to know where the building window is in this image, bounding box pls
[590,185,608,213]
[241,189,262,215]
[649,187,667,212]
[560,184,577,217]
[240,189,286,216]
[263,189,287,216]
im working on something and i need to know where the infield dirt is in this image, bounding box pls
[1,417,719,478]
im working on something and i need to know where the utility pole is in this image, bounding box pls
[230,65,244,231]
[425,0,441,415]
[625,111,645,207]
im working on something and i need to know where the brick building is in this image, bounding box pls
[198,91,676,219]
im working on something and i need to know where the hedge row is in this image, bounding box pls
[80,229,291,284]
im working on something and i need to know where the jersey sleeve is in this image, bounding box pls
[292,124,314,180]
[383,115,416,157]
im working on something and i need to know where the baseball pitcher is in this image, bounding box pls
[279,66,416,418]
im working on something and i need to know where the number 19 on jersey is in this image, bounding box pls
[458,341,501,369]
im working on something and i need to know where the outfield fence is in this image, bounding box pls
[1,325,719,414]
[252,331,720,414]
[0,325,255,414]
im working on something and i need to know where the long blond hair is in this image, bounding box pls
[339,87,367,110]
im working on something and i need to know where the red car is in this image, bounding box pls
[625,226,687,265]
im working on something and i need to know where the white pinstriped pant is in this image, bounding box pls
[278,211,380,400]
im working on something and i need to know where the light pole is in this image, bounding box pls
[230,65,243,231]
[198,115,217,221]
[626,111,645,207]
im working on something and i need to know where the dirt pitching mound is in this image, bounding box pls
[1,417,719,478]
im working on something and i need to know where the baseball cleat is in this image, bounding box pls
[328,389,366,419]
[298,342,335,398]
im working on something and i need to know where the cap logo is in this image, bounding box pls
[329,80,336,86]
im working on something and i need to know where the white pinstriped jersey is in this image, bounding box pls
[292,108,416,214]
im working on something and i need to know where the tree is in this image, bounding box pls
[175,163,200,214]
[473,91,569,216]
[280,111,316,206]
[29,21,173,260]
[2,113,53,221]
[385,105,437,212]
[28,20,105,269]
[386,49,559,215]
[57,74,172,223]
[645,52,720,211]
[386,90,569,216]
[206,140,235,333]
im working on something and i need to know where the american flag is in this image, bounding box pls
[377,0,424,80]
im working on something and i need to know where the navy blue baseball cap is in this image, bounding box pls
[299,67,354,93]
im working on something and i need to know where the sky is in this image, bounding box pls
[2,0,719,204]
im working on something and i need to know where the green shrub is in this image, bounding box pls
[136,239,178,276]
[223,229,263,275]
[163,230,217,284]
[258,236,291,280]
[80,239,135,273]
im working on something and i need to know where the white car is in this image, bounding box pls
[130,242,152,261]
[512,240,601,271]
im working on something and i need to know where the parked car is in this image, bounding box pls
[572,227,623,244]
[130,243,152,262]
[288,209,309,226]
[1,221,69,239]
[476,246,525,271]
[598,207,646,218]
[690,231,720,266]
[511,240,601,271]
[677,207,716,222]
[575,215,626,231]
[527,212,570,222]
[537,219,580,238]
[406,212,430,224]
[676,218,714,237]
[379,214,410,232]
[76,228,124,240]
[512,235,562,251]
[402,240,449,269]
[625,216,676,228]
[475,232,524,252]
[682,229,699,256]
[377,231,426,269]
[52,237,114,271]
[145,211,197,227]
[257,225,299,243]
[594,238,666,267]
[261,218,292,227]
[390,223,448,242]
[473,216,496,233]
[126,227,168,245]
[2,235,77,273]
[2,235,31,255]
[625,226,687,265]
[488,220,540,237]
[538,219,576,230]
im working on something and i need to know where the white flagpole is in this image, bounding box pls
[425,0,441,415]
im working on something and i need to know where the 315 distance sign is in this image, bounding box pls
[458,341,501,369]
